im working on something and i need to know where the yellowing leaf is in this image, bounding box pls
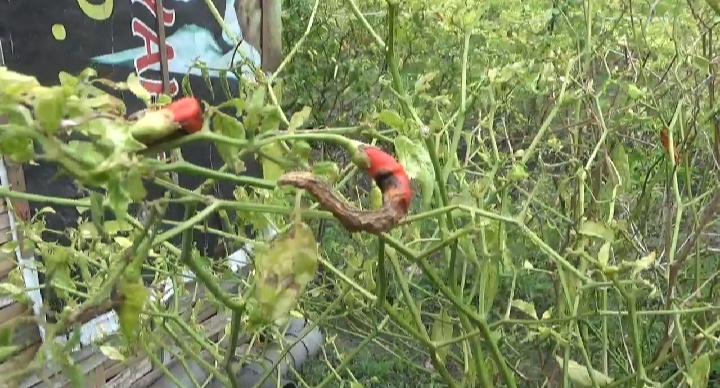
[251,222,318,326]
[630,251,657,278]
[611,143,631,191]
[431,308,454,366]
[288,106,312,131]
[511,299,538,320]
[117,279,149,344]
[578,220,615,242]
[686,352,711,388]
[598,242,611,267]
[99,345,125,361]
[126,73,152,103]
[554,356,614,386]
[113,237,133,249]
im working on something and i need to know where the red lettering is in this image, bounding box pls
[132,18,176,72]
[140,77,179,96]
[131,0,176,26]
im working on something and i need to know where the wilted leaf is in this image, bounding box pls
[686,352,711,388]
[414,71,438,94]
[288,106,312,131]
[578,220,615,242]
[117,278,149,344]
[126,73,152,103]
[252,222,318,325]
[511,299,538,319]
[554,356,614,386]
[430,308,454,365]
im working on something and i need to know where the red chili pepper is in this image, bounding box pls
[360,146,413,213]
[659,129,680,164]
[165,97,204,133]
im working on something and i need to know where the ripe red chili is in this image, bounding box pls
[659,129,680,164]
[164,97,204,134]
[360,145,413,214]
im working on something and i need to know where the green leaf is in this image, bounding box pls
[611,143,631,191]
[689,55,710,73]
[125,169,147,201]
[554,356,614,386]
[394,135,434,209]
[66,361,85,388]
[219,70,232,100]
[0,346,20,363]
[181,74,193,97]
[686,352,711,387]
[288,106,312,131]
[578,220,615,242]
[260,142,286,181]
[34,86,66,133]
[312,161,340,185]
[378,109,405,129]
[0,67,41,96]
[479,255,499,316]
[370,186,383,210]
[117,278,149,344]
[199,63,214,99]
[627,84,644,100]
[212,112,246,173]
[430,307,453,366]
[511,299,538,319]
[292,140,312,161]
[508,164,529,182]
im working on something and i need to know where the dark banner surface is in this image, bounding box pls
[0,0,262,256]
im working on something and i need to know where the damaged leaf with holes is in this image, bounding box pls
[250,222,318,326]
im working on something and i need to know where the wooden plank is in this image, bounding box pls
[0,342,41,384]
[102,354,145,381]
[0,215,9,230]
[0,302,30,325]
[21,341,101,387]
[3,158,32,259]
[0,257,15,278]
[105,356,153,388]
[0,226,11,245]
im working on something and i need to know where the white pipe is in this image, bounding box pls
[0,157,46,341]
